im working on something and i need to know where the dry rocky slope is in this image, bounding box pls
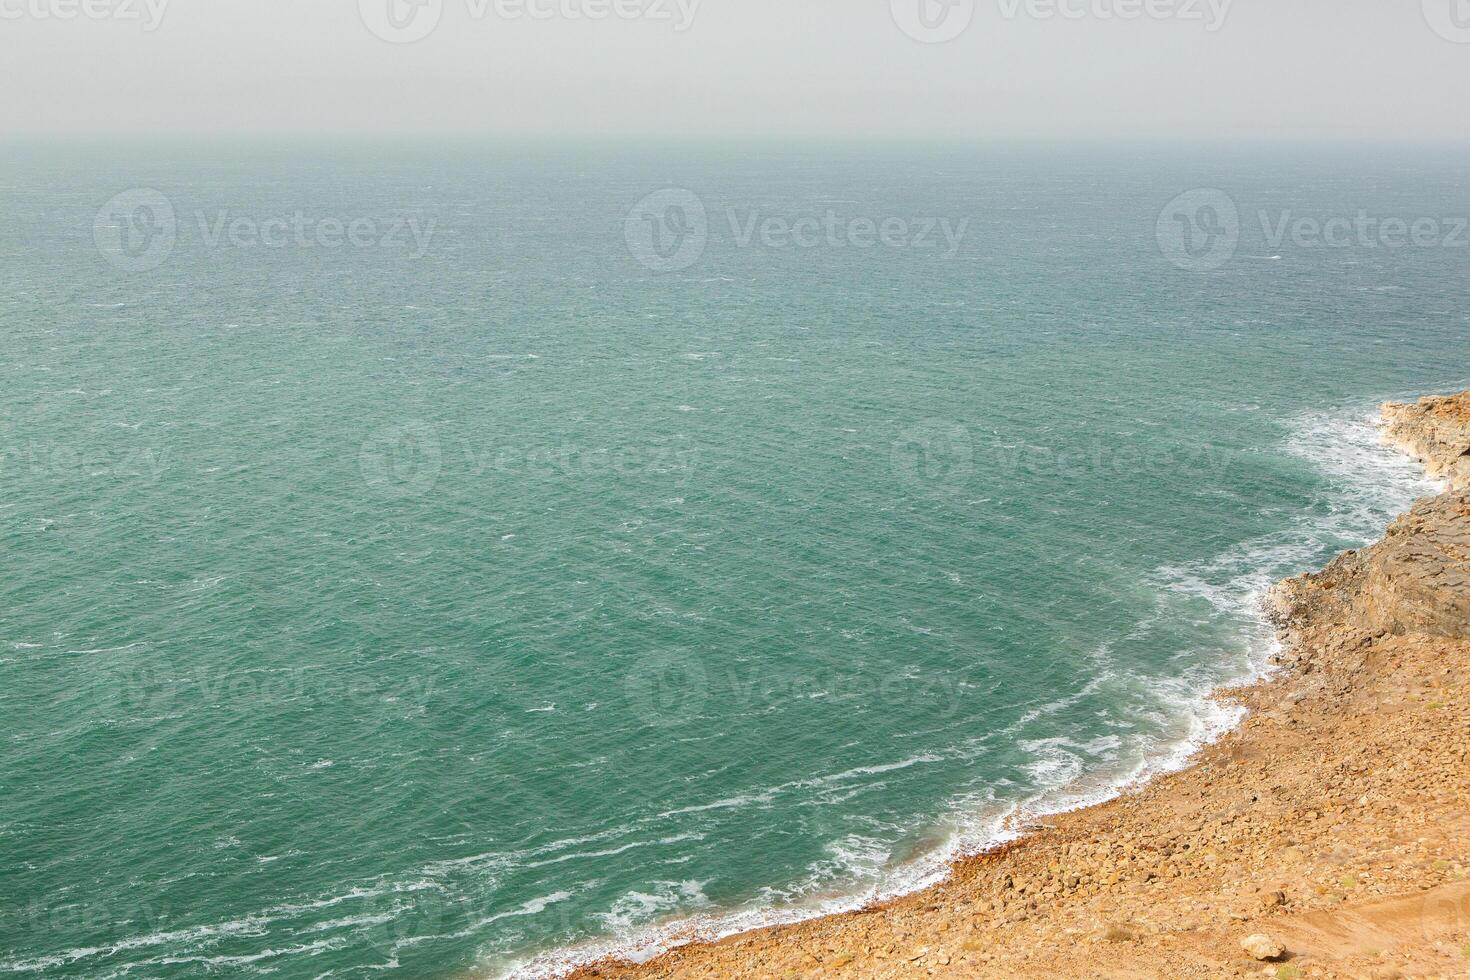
[573,392,1470,980]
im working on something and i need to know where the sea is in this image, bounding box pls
[1,141,1466,978]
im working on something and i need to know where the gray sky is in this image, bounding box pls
[3,0,1469,139]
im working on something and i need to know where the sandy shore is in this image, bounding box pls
[570,392,1470,980]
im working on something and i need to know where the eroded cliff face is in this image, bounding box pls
[1381,390,1470,492]
[1270,490,1470,644]
[1271,393,1470,648]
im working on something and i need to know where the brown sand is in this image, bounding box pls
[570,392,1470,980]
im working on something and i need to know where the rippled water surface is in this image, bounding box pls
[2,143,1467,977]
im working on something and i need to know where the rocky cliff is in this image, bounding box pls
[1381,390,1470,492]
[1271,391,1470,649]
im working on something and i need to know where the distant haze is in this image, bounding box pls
[3,0,1469,140]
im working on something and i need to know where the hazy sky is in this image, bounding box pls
[3,0,1469,139]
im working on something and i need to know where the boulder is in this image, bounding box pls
[1240,933,1286,961]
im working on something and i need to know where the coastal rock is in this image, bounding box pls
[1381,391,1470,491]
[1268,390,1470,643]
[1240,933,1286,961]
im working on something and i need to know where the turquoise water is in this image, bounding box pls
[2,143,1467,978]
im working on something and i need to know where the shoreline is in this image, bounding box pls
[545,391,1470,980]
[502,666,1265,980]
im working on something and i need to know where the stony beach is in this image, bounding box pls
[573,391,1470,980]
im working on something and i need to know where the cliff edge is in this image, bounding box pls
[1382,391,1470,492]
[1271,393,1470,646]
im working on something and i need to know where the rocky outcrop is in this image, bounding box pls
[1381,390,1470,491]
[1270,394,1470,646]
[1269,488,1470,643]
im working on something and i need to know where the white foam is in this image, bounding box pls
[473,891,575,930]
[493,673,1249,980]
[592,881,712,937]
[0,914,278,972]
[64,642,147,656]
